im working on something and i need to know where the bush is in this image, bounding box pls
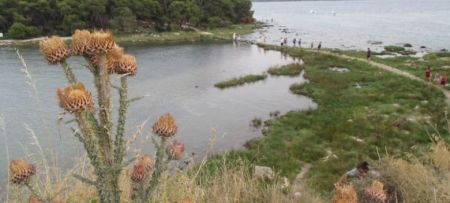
[384,45,405,53]
[208,17,231,28]
[6,22,40,39]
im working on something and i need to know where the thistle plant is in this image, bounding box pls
[131,113,185,202]
[7,30,185,203]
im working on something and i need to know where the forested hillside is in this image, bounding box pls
[0,0,253,39]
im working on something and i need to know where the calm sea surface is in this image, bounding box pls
[0,43,314,189]
[251,0,450,51]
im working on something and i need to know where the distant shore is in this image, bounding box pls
[0,23,261,47]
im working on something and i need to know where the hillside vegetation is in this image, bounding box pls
[0,0,253,39]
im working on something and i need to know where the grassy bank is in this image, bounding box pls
[214,74,267,89]
[267,63,303,76]
[0,23,259,47]
[210,44,448,196]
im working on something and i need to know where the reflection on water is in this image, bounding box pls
[0,43,315,185]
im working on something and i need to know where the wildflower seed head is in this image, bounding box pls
[28,195,41,203]
[39,36,70,64]
[57,82,94,113]
[88,31,115,54]
[363,180,387,203]
[131,155,154,183]
[333,184,358,203]
[167,140,185,160]
[153,113,177,137]
[10,160,36,185]
[106,45,124,73]
[115,54,137,75]
[71,29,92,56]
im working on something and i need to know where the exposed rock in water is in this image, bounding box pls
[403,43,413,47]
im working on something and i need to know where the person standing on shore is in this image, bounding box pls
[293,38,297,46]
[425,66,432,82]
[440,73,448,86]
[284,37,288,46]
[311,42,314,49]
[367,48,372,61]
[281,38,284,46]
[318,41,322,51]
[298,38,302,47]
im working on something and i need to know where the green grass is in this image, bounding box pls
[290,83,309,95]
[210,44,449,197]
[115,23,260,45]
[267,63,303,76]
[384,45,405,52]
[214,74,267,89]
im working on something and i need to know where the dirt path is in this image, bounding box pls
[317,50,450,102]
[292,163,312,198]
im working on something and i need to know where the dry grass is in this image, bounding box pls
[369,139,450,203]
[4,156,327,203]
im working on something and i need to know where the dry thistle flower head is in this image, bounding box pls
[167,140,185,160]
[363,180,387,203]
[71,29,92,56]
[88,31,115,54]
[131,154,154,183]
[153,113,178,137]
[39,36,70,64]
[106,45,124,73]
[333,184,358,203]
[115,54,137,75]
[57,82,94,113]
[29,195,41,203]
[10,160,36,184]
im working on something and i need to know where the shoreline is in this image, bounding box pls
[0,23,261,48]
[205,43,448,194]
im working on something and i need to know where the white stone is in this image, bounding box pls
[254,166,274,180]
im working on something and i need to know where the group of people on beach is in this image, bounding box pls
[280,37,322,51]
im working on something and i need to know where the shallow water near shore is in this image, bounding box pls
[251,0,450,51]
[0,43,315,188]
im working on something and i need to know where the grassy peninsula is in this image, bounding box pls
[207,44,449,197]
[215,74,267,89]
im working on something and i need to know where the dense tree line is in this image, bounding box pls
[0,0,253,39]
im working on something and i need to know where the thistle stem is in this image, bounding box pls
[75,111,104,169]
[94,54,113,163]
[143,137,168,201]
[60,60,77,84]
[25,181,47,202]
[115,77,128,164]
